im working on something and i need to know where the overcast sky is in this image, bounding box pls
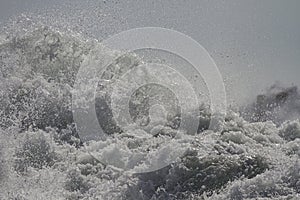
[0,0,299,105]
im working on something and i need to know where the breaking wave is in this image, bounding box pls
[0,22,299,200]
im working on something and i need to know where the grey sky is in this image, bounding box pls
[0,0,299,105]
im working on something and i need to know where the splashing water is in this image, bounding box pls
[0,17,299,200]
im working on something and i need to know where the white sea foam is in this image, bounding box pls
[0,23,299,200]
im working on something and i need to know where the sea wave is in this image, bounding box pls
[0,26,299,200]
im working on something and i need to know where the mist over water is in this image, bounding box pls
[0,1,299,200]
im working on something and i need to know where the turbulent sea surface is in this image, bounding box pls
[0,20,299,200]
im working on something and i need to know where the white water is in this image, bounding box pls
[0,19,299,200]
